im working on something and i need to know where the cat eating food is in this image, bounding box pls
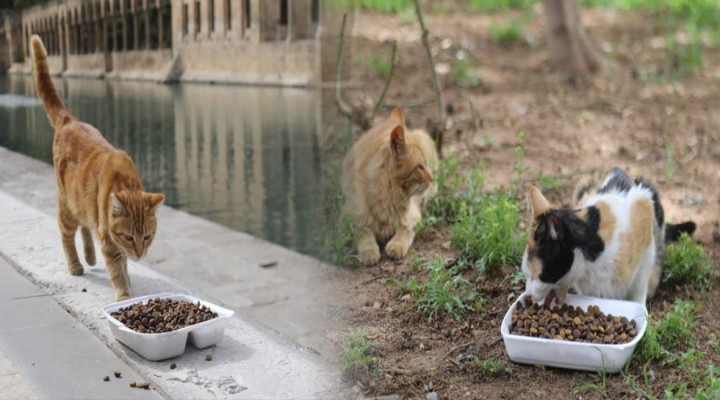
[342,107,438,265]
[522,168,695,306]
[31,35,165,301]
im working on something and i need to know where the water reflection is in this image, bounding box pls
[0,75,327,256]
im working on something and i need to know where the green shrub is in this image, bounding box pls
[663,232,714,290]
[423,157,485,226]
[403,255,480,321]
[489,21,526,45]
[636,299,698,363]
[468,0,535,12]
[340,329,380,372]
[451,192,526,272]
[452,51,483,88]
[369,53,392,78]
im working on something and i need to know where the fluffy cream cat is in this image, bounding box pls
[342,108,438,265]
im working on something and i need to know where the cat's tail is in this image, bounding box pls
[30,35,73,129]
[665,221,697,242]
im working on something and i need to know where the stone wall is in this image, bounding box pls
[107,49,174,81]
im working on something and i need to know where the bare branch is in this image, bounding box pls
[335,13,353,118]
[372,39,397,118]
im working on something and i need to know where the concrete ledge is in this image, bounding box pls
[0,190,345,399]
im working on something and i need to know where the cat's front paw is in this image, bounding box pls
[68,262,84,276]
[358,244,381,266]
[115,291,130,301]
[385,240,409,260]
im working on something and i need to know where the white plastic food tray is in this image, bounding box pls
[102,292,234,361]
[501,293,647,373]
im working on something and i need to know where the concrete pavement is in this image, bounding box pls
[0,146,349,359]
[0,174,348,398]
[0,258,162,400]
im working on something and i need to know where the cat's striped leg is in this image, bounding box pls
[81,227,96,266]
[58,205,83,276]
[357,226,381,265]
[101,240,130,301]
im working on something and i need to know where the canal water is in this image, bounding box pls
[0,75,332,257]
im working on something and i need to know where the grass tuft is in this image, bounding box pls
[636,299,698,363]
[340,329,381,372]
[663,232,714,291]
[451,192,527,272]
[402,255,480,321]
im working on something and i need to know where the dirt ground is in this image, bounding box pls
[328,5,720,400]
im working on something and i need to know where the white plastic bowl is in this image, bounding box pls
[501,293,647,373]
[102,292,234,361]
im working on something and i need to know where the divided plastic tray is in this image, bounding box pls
[501,293,647,373]
[102,292,234,361]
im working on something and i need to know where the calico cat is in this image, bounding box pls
[342,107,438,265]
[31,35,165,301]
[522,167,695,306]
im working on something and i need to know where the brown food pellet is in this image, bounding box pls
[114,371,121,378]
[103,376,110,382]
[206,355,213,361]
[81,288,87,293]
[110,298,219,334]
[130,381,137,388]
[170,363,177,369]
[509,295,637,345]
[137,383,150,390]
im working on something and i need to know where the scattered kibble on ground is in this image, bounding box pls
[206,355,213,361]
[170,363,176,369]
[103,376,109,382]
[113,371,121,378]
[81,288,87,293]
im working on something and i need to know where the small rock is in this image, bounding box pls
[375,396,400,400]
[103,376,110,382]
[426,392,439,400]
[401,339,412,350]
[535,389,547,398]
[373,301,382,310]
[206,355,213,361]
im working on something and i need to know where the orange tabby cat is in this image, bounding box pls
[342,108,438,265]
[31,35,164,301]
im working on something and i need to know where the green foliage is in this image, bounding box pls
[369,53,392,78]
[512,131,529,187]
[636,299,698,363]
[451,192,527,272]
[452,51,483,88]
[355,0,411,12]
[663,232,714,291]
[478,359,514,375]
[580,0,720,80]
[423,157,485,226]
[402,255,480,321]
[538,173,564,192]
[489,20,526,46]
[468,0,536,11]
[340,329,381,372]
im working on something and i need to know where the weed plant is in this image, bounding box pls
[663,232,714,290]
[402,255,480,321]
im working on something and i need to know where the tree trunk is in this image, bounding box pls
[543,0,602,74]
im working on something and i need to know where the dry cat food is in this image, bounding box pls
[510,296,638,345]
[110,298,218,334]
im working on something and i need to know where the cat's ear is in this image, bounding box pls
[528,185,551,218]
[145,193,165,214]
[391,107,405,126]
[390,125,406,157]
[545,213,563,242]
[110,192,125,217]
